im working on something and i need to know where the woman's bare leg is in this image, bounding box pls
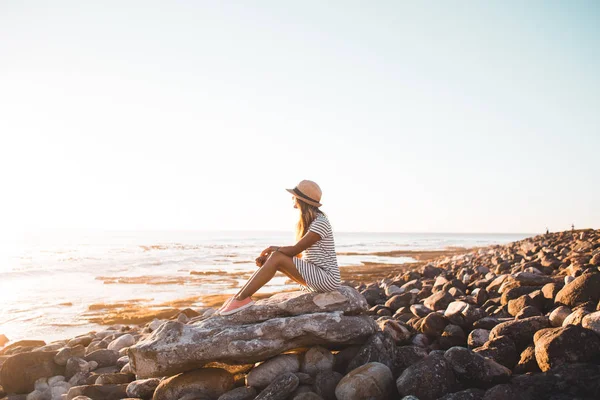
[235,252,307,300]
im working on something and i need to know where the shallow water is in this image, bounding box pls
[0,231,530,342]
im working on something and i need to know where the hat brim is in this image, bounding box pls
[286,188,322,207]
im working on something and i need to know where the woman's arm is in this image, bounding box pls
[260,231,321,258]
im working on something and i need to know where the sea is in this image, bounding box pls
[0,231,531,343]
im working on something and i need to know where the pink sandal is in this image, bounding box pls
[219,296,255,316]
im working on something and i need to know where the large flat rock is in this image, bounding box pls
[129,286,378,378]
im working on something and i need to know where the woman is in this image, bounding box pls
[217,179,342,315]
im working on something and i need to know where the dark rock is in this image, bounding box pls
[482,384,531,400]
[489,316,550,350]
[246,354,300,388]
[66,384,129,400]
[513,345,540,374]
[301,346,334,376]
[396,353,458,400]
[84,349,120,368]
[444,346,511,388]
[439,324,467,350]
[313,371,342,400]
[126,378,161,399]
[361,289,385,306]
[332,345,361,374]
[385,294,413,311]
[501,286,541,305]
[217,386,257,400]
[394,346,428,373]
[472,317,500,330]
[473,336,517,369]
[419,312,448,337]
[424,291,453,311]
[515,306,543,319]
[255,373,299,400]
[437,388,485,400]
[347,332,397,374]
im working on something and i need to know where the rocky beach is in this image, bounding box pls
[1,229,600,400]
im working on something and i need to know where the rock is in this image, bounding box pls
[0,340,45,356]
[292,393,323,400]
[423,291,453,311]
[507,295,541,317]
[394,346,428,373]
[129,287,377,378]
[54,346,85,367]
[515,306,543,319]
[482,384,531,400]
[107,335,135,352]
[48,375,65,386]
[95,372,134,385]
[385,294,412,311]
[0,351,64,393]
[444,346,511,388]
[360,288,385,306]
[116,356,129,369]
[422,264,442,278]
[468,329,490,349]
[437,388,485,400]
[549,306,571,327]
[444,302,486,328]
[555,272,600,307]
[419,312,448,336]
[84,350,119,368]
[65,358,94,379]
[25,390,46,400]
[410,304,432,318]
[472,317,500,330]
[562,308,589,326]
[125,378,161,399]
[514,345,540,374]
[152,368,234,400]
[335,362,393,400]
[396,353,458,400]
[332,346,361,374]
[313,371,342,400]
[439,324,466,349]
[534,325,600,371]
[582,310,600,335]
[384,285,403,297]
[67,335,94,348]
[246,354,300,388]
[66,384,127,400]
[489,316,550,350]
[255,373,299,400]
[346,332,397,374]
[473,336,517,369]
[301,347,333,376]
[217,386,257,400]
[513,272,553,286]
[376,319,411,344]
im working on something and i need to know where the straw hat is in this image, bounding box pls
[286,180,322,207]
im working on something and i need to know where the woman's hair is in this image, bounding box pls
[295,199,327,242]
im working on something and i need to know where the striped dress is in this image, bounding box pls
[293,212,342,293]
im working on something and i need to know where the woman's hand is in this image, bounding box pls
[255,255,268,267]
[260,246,279,258]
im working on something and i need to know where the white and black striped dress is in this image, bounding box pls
[293,213,341,293]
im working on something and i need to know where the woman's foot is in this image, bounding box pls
[219,296,255,316]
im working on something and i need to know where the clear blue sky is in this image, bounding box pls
[0,1,598,234]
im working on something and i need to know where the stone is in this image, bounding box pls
[549,306,571,327]
[65,384,128,400]
[129,287,377,378]
[292,393,323,400]
[423,291,453,311]
[394,346,428,373]
[385,294,413,311]
[125,378,161,399]
[489,316,550,350]
[515,306,543,319]
[84,349,119,368]
[332,346,361,374]
[346,332,397,374]
[54,346,85,366]
[152,368,234,400]
[313,371,342,400]
[67,335,94,348]
[439,324,466,350]
[555,272,600,307]
[65,358,93,380]
[534,324,600,372]
[410,304,432,318]
[255,373,299,400]
[301,347,333,376]
[482,384,531,400]
[468,329,490,349]
[384,285,403,297]
[444,346,511,388]
[246,354,300,388]
[473,336,517,369]
[107,335,135,352]
[335,362,393,400]
[419,312,448,336]
[437,388,485,400]
[513,345,540,374]
[582,310,600,335]
[513,272,553,286]
[376,319,411,344]
[94,372,134,385]
[396,354,458,400]
[217,386,257,400]
[0,351,64,394]
[0,340,45,356]
[562,308,589,326]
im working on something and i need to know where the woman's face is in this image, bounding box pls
[292,196,299,209]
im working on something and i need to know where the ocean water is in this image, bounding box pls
[0,231,530,343]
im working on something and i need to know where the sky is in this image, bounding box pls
[0,1,598,235]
